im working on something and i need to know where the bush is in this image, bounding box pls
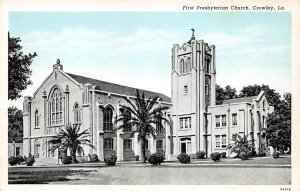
[148,153,164,165]
[16,155,25,163]
[134,155,140,161]
[272,152,280,159]
[177,153,190,164]
[258,152,267,157]
[61,156,72,164]
[210,152,221,161]
[90,154,99,162]
[26,157,35,166]
[239,152,248,160]
[196,151,206,159]
[8,156,18,166]
[105,154,117,165]
[221,152,227,158]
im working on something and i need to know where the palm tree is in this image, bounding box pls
[115,90,170,163]
[228,134,255,158]
[49,123,94,163]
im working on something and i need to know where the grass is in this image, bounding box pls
[8,169,96,184]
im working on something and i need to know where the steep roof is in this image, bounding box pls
[216,96,257,105]
[67,73,171,103]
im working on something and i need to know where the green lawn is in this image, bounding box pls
[8,169,96,184]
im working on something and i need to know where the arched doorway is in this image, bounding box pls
[180,138,191,154]
[34,139,41,158]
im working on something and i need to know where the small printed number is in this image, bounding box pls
[280,188,291,191]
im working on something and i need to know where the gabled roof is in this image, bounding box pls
[216,96,257,105]
[67,73,171,103]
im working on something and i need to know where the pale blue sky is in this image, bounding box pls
[9,12,291,108]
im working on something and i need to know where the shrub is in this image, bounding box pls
[272,152,280,159]
[258,152,267,157]
[239,152,248,160]
[210,152,221,161]
[61,156,72,164]
[196,151,206,159]
[105,154,117,165]
[134,155,140,161]
[90,154,99,162]
[8,156,18,166]
[177,153,190,164]
[221,152,227,158]
[148,153,164,165]
[26,157,35,166]
[16,155,25,164]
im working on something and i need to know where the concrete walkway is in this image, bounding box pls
[9,156,291,169]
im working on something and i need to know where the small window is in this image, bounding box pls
[179,117,191,129]
[205,84,209,96]
[221,135,227,148]
[232,133,238,140]
[74,103,81,124]
[222,115,227,126]
[216,115,226,128]
[104,138,113,150]
[35,110,40,128]
[16,147,20,156]
[216,116,220,127]
[184,85,188,94]
[232,113,237,126]
[215,135,220,148]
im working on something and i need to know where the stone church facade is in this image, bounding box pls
[23,33,274,161]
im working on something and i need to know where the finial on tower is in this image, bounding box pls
[191,28,195,37]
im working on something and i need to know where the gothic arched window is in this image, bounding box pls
[50,88,64,125]
[104,107,113,131]
[186,57,191,73]
[123,110,132,132]
[179,59,184,74]
[74,103,81,124]
[156,114,163,134]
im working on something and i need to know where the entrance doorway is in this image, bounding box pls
[180,138,191,154]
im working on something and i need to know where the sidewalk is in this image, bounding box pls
[9,155,291,169]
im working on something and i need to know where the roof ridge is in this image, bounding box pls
[66,72,171,102]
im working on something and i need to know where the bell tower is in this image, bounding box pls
[170,29,216,156]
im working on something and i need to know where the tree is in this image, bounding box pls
[115,90,170,163]
[8,32,37,100]
[8,106,23,143]
[216,84,238,101]
[228,134,255,159]
[49,123,94,163]
[239,84,281,110]
[266,92,291,153]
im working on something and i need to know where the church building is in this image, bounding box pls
[22,31,274,162]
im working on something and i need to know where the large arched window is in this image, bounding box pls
[50,88,64,125]
[103,107,113,131]
[74,103,81,124]
[34,110,40,128]
[156,114,163,134]
[123,110,132,132]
